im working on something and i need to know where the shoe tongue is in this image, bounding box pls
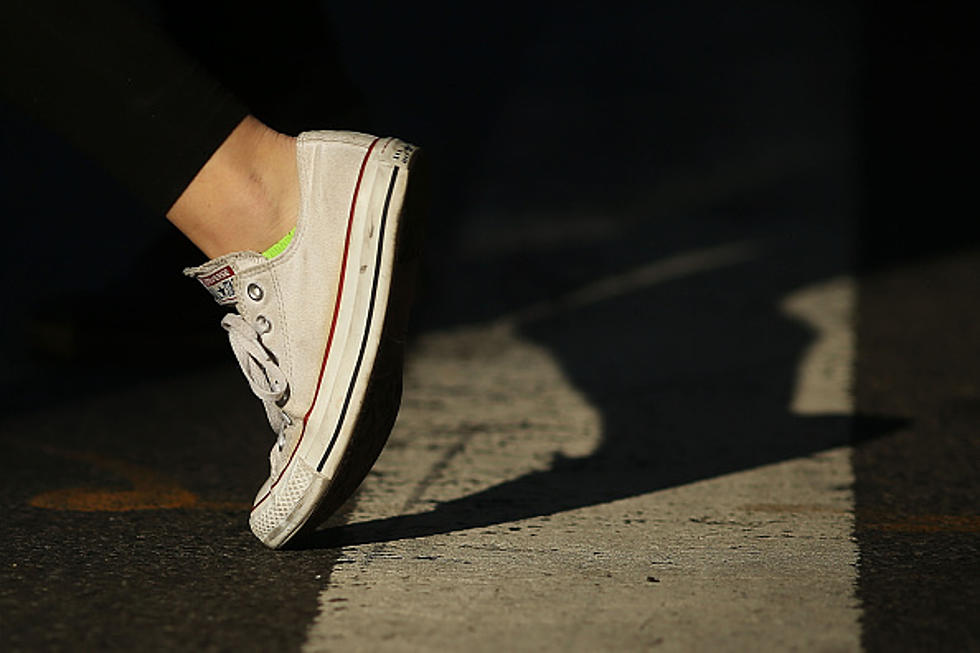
[183,252,264,307]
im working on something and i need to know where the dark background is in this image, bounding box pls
[1,1,976,650]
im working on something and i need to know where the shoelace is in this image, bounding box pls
[221,313,291,452]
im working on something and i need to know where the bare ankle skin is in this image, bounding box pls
[166,116,299,258]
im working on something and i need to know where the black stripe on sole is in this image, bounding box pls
[316,166,400,472]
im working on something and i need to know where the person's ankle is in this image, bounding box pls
[247,123,299,250]
[167,116,299,258]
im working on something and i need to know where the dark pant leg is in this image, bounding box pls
[0,0,248,215]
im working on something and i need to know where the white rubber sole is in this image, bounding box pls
[250,137,420,549]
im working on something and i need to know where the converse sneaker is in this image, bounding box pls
[184,131,424,548]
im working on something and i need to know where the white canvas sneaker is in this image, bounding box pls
[184,131,425,548]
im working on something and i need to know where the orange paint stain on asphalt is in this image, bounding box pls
[30,486,199,512]
[27,447,248,512]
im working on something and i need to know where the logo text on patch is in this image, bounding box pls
[198,265,237,305]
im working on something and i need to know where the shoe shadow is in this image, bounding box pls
[304,215,908,549]
[310,417,903,549]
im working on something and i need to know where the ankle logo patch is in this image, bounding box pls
[198,265,237,305]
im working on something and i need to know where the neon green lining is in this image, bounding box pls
[262,227,295,259]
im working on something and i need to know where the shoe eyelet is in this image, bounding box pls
[247,283,264,301]
[255,315,272,334]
